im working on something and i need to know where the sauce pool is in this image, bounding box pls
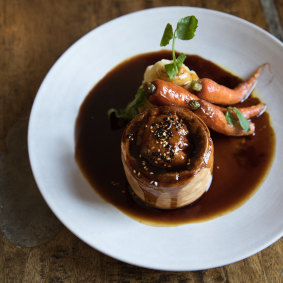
[75,50,275,226]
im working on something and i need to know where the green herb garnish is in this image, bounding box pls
[225,106,250,133]
[108,16,198,120]
[107,88,147,120]
[160,16,198,79]
[225,109,235,125]
[190,80,202,92]
[188,99,201,111]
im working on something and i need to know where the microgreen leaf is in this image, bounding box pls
[165,62,178,79]
[176,53,186,69]
[225,106,250,133]
[165,53,186,79]
[225,108,235,125]
[107,88,147,120]
[234,107,251,133]
[160,23,174,47]
[176,16,198,40]
[160,16,198,79]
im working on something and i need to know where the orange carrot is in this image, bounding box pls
[195,100,255,136]
[149,79,199,107]
[228,104,266,119]
[197,64,265,105]
[148,79,259,136]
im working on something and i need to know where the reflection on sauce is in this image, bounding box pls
[75,50,275,226]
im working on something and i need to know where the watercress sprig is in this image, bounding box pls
[160,16,198,79]
[225,106,251,133]
[108,16,198,120]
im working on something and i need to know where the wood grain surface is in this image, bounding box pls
[1,0,282,282]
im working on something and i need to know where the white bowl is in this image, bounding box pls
[28,7,283,271]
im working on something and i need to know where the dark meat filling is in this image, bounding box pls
[136,113,190,169]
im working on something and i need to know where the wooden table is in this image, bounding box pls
[1,0,282,282]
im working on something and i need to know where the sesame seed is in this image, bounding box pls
[154,181,158,186]
[187,159,191,166]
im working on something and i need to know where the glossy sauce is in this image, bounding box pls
[75,50,275,226]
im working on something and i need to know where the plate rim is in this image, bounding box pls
[28,6,283,271]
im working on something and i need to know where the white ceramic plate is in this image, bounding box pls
[28,7,283,271]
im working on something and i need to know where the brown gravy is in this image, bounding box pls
[75,50,275,226]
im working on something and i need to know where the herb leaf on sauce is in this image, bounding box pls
[226,106,251,133]
[107,88,147,120]
[160,16,198,79]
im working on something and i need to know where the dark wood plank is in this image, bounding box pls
[275,0,283,36]
[260,0,283,40]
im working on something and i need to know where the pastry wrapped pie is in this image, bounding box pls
[121,106,214,209]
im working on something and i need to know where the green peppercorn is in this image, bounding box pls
[142,82,156,97]
[191,80,202,92]
[188,100,201,111]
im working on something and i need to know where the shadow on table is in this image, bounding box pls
[0,118,62,247]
